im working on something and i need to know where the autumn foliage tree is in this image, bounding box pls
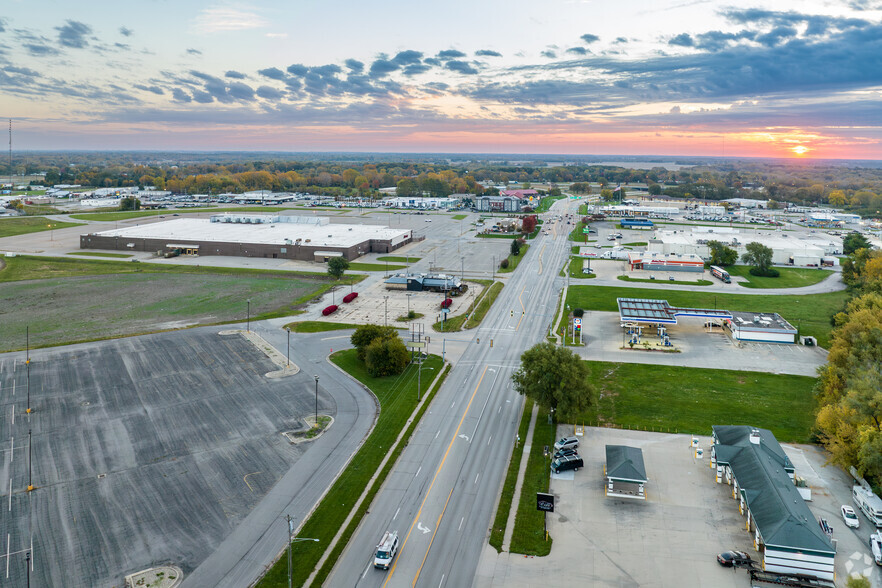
[521,215,538,235]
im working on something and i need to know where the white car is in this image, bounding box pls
[871,531,882,565]
[554,436,580,451]
[842,505,860,529]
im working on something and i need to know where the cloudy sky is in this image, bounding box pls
[2,0,882,158]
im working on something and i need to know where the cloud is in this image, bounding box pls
[114,42,130,51]
[192,7,268,33]
[186,48,202,55]
[55,20,92,49]
[580,33,600,44]
[669,33,694,47]
[171,88,192,103]
[258,67,286,80]
[754,25,797,47]
[286,63,308,77]
[0,19,8,34]
[119,26,133,37]
[191,89,213,103]
[344,59,364,73]
[566,47,588,55]
[369,59,399,78]
[402,64,431,76]
[256,85,284,100]
[227,81,255,101]
[392,50,423,65]
[265,32,287,38]
[475,49,502,57]
[445,60,478,75]
[437,49,466,60]
[135,84,164,95]
[24,43,59,56]
[541,50,557,59]
[225,70,246,79]
[614,37,628,44]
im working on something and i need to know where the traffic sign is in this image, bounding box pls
[582,228,591,234]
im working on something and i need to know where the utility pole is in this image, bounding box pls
[286,514,294,588]
[26,325,31,414]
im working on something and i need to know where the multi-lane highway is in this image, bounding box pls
[326,199,577,587]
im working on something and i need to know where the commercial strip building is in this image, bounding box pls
[711,426,836,581]
[380,196,463,209]
[626,251,705,273]
[616,298,798,344]
[651,227,842,266]
[79,214,414,261]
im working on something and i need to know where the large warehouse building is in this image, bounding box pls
[711,426,835,581]
[651,227,841,266]
[79,214,414,261]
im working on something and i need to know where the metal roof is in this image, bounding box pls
[617,298,733,324]
[713,425,834,555]
[605,445,647,483]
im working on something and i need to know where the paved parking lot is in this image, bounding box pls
[475,427,880,588]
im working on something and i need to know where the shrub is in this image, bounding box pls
[749,267,780,277]
[500,258,510,269]
[572,308,584,318]
[364,337,409,376]
[351,324,398,361]
[322,305,338,316]
[342,292,358,303]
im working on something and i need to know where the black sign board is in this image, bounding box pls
[536,492,554,513]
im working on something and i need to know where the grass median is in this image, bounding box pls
[499,244,529,273]
[433,279,500,332]
[563,284,847,348]
[255,351,447,588]
[573,362,817,442]
[489,399,533,552]
[509,407,556,556]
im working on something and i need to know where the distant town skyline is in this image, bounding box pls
[2,0,882,159]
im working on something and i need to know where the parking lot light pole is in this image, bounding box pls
[247,299,251,332]
[406,293,412,315]
[384,295,389,327]
[314,375,319,426]
[286,327,290,367]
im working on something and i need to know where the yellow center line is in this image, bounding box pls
[537,244,545,275]
[515,285,527,331]
[382,365,490,588]
[413,486,454,586]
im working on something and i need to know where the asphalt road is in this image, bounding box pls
[0,327,376,588]
[325,199,577,587]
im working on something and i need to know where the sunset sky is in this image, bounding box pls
[2,0,882,158]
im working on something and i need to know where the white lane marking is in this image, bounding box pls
[9,437,12,462]
[415,466,422,478]
[458,517,464,531]
[362,563,371,579]
[439,574,445,587]
[7,479,11,512]
[417,522,431,534]
[474,473,480,484]
[434,430,440,440]
[487,436,492,446]
[5,533,9,578]
[393,507,400,520]
[458,434,470,442]
[320,335,350,341]
[497,406,501,413]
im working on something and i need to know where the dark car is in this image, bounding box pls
[717,550,752,567]
[553,447,579,459]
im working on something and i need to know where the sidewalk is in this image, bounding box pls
[501,403,538,552]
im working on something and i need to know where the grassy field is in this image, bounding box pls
[0,216,83,237]
[563,284,847,348]
[726,265,833,289]
[69,206,297,221]
[574,362,818,442]
[347,262,406,272]
[66,251,133,258]
[256,351,447,588]
[499,244,529,273]
[489,399,533,551]
[509,407,555,556]
[376,256,420,262]
[0,255,341,351]
[616,275,712,286]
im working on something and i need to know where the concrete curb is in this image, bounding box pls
[218,329,301,376]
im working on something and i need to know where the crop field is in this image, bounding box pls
[0,256,332,352]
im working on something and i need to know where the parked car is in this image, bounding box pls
[553,447,578,459]
[551,455,583,474]
[842,505,860,529]
[716,550,752,567]
[871,531,882,565]
[553,436,579,451]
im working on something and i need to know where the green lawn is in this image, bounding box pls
[451,214,468,220]
[256,351,447,588]
[567,257,597,279]
[616,275,712,286]
[0,216,83,237]
[574,362,818,442]
[509,407,555,556]
[376,256,420,262]
[477,232,521,239]
[347,262,406,272]
[499,244,529,273]
[622,241,647,247]
[726,265,833,289]
[563,284,847,348]
[65,251,134,258]
[533,195,566,213]
[489,399,533,551]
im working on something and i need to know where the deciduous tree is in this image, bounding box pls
[511,342,596,420]
[327,256,349,279]
[707,240,738,266]
[742,242,776,276]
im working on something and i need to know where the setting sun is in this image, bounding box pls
[790,145,810,156]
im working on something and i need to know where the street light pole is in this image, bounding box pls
[314,375,319,426]
[384,295,389,327]
[286,327,290,367]
[406,293,412,315]
[246,299,251,332]
[283,514,318,588]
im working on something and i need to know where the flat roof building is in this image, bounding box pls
[79,214,413,261]
[627,251,705,272]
